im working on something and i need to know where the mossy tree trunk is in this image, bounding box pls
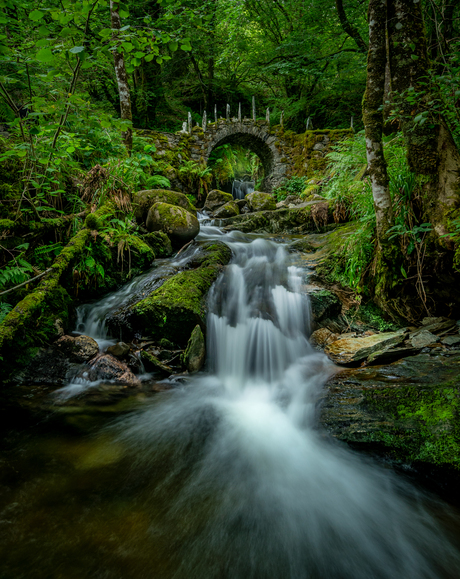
[388,0,460,236]
[110,0,133,156]
[363,0,393,244]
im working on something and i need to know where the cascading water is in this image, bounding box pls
[232,179,254,199]
[106,223,459,578]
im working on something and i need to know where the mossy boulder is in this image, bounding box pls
[146,202,199,247]
[107,241,232,345]
[183,325,206,373]
[204,189,233,212]
[133,189,196,222]
[246,191,276,212]
[213,200,240,219]
[141,231,173,258]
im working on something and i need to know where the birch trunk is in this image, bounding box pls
[363,0,393,244]
[110,0,133,156]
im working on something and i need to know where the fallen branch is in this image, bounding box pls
[0,268,53,297]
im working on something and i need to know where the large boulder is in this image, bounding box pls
[246,191,276,212]
[213,200,240,219]
[107,241,232,346]
[204,189,233,212]
[146,202,199,247]
[133,189,196,222]
[54,335,99,362]
[183,325,206,373]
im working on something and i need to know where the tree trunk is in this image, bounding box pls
[335,0,368,53]
[363,0,392,243]
[110,0,133,155]
[388,0,460,235]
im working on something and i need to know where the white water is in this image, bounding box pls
[101,221,459,578]
[232,179,255,199]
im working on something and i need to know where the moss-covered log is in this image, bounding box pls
[0,227,91,375]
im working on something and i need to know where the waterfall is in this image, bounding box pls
[108,222,460,579]
[232,179,255,199]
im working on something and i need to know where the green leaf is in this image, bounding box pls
[400,265,407,278]
[38,157,49,164]
[66,146,75,153]
[29,9,45,21]
[120,9,129,18]
[181,43,191,51]
[60,27,72,37]
[38,25,49,36]
[134,51,145,58]
[411,54,419,60]
[69,46,84,54]
[145,53,154,62]
[169,41,178,51]
[36,47,55,63]
[36,38,49,47]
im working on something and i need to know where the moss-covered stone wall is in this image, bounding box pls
[137,121,352,193]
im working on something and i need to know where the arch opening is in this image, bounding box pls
[206,129,276,196]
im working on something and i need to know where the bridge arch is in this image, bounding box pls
[204,122,288,193]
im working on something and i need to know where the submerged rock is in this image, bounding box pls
[324,331,406,365]
[133,189,196,222]
[204,189,233,212]
[183,325,206,373]
[213,200,240,218]
[146,202,199,247]
[246,191,276,212]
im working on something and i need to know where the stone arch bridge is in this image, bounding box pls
[140,119,352,194]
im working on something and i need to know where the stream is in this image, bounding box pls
[1,220,459,578]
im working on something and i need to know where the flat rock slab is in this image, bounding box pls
[324,331,406,365]
[442,335,460,346]
[320,352,460,468]
[410,329,439,349]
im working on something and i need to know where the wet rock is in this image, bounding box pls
[213,200,240,219]
[107,241,232,346]
[324,331,406,365]
[54,335,99,363]
[159,338,175,350]
[140,350,173,375]
[146,202,199,247]
[106,342,130,359]
[309,290,342,327]
[85,354,140,385]
[320,352,460,469]
[366,346,419,365]
[246,191,276,212]
[235,199,247,210]
[133,189,196,222]
[183,325,206,373]
[15,335,99,386]
[310,328,339,348]
[410,330,439,349]
[442,335,460,346]
[204,189,233,212]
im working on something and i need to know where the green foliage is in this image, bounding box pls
[0,302,12,324]
[178,160,212,201]
[274,176,308,201]
[356,303,398,332]
[208,144,262,189]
